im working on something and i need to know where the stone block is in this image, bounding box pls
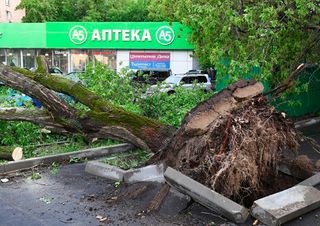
[123,164,165,183]
[164,167,249,223]
[85,161,126,181]
[251,185,320,226]
[299,172,320,187]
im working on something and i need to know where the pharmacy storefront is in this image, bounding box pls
[0,22,196,74]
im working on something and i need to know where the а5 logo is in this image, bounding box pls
[69,26,88,45]
[156,26,175,46]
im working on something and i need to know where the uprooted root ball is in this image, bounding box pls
[176,97,300,203]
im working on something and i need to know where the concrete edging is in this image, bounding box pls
[299,172,320,187]
[164,167,249,223]
[85,160,165,183]
[251,185,320,226]
[0,143,133,175]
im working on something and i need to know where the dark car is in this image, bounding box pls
[131,70,172,85]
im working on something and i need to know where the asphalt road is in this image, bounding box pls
[0,163,227,226]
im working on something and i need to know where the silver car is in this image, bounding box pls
[144,73,212,96]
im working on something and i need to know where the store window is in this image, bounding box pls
[71,50,89,72]
[53,50,68,73]
[38,49,53,67]
[6,11,11,22]
[6,49,21,67]
[92,50,116,70]
[22,49,36,70]
[0,49,5,65]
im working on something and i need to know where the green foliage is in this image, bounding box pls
[149,0,320,86]
[0,87,33,108]
[79,63,143,114]
[69,156,86,163]
[106,0,153,22]
[79,63,213,127]
[0,121,67,158]
[50,162,59,175]
[31,171,41,180]
[32,138,118,158]
[140,86,213,127]
[101,148,152,170]
[114,180,121,188]
[17,0,156,22]
[0,81,120,160]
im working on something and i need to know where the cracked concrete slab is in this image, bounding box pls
[251,185,320,226]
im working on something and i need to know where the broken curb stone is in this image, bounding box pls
[164,167,249,223]
[123,164,165,183]
[251,185,320,226]
[85,160,165,183]
[85,160,126,181]
[299,172,320,187]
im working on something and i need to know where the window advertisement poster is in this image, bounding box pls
[129,52,170,70]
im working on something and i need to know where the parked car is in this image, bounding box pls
[48,67,64,75]
[143,73,212,96]
[131,69,172,85]
[65,71,85,84]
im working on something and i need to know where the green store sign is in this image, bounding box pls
[0,22,193,50]
[0,23,46,48]
[47,22,192,49]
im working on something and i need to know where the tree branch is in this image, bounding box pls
[0,108,69,134]
[0,57,176,152]
[265,63,311,98]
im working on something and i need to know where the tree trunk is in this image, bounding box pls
[0,147,23,161]
[0,57,175,152]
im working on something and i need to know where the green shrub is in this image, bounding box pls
[79,62,144,114]
[139,86,213,127]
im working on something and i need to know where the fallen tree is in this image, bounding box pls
[0,57,309,203]
[0,146,23,161]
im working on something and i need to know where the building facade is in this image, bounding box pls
[0,22,197,74]
[0,0,25,23]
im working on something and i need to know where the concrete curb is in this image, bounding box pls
[251,185,320,226]
[85,160,165,183]
[299,172,320,187]
[294,116,320,129]
[85,161,127,181]
[0,143,133,175]
[124,164,165,183]
[164,167,249,223]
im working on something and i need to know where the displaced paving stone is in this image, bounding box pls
[86,161,165,183]
[164,167,249,223]
[251,185,320,226]
[85,161,126,181]
[123,164,165,183]
[299,172,320,187]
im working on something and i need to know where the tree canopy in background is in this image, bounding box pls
[17,0,155,22]
[149,0,320,85]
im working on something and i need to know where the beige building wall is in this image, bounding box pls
[0,0,25,22]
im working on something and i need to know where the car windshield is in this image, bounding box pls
[164,76,181,84]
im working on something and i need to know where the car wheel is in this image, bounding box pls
[167,90,175,95]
